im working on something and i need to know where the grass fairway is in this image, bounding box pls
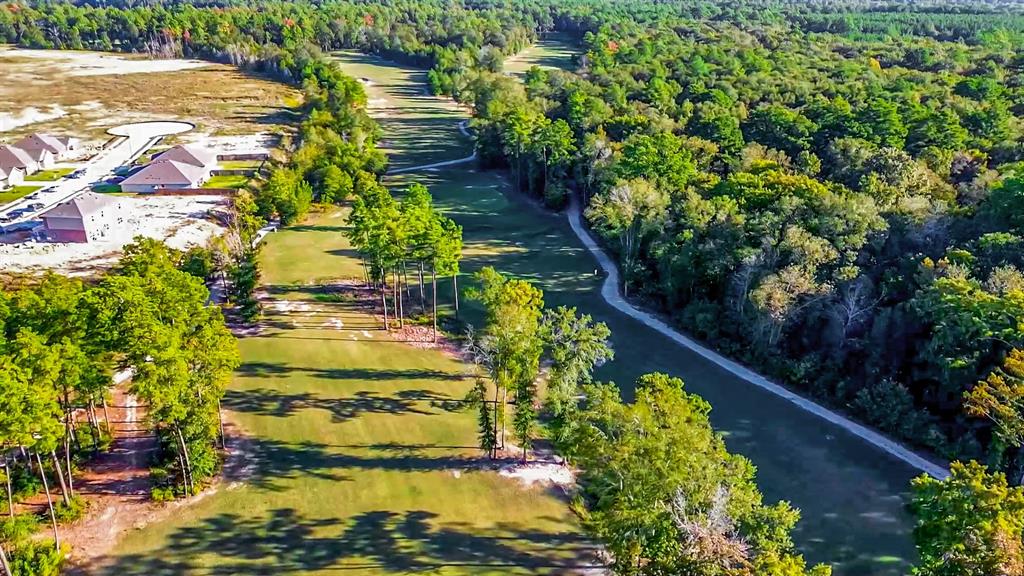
[503,38,577,78]
[95,215,591,572]
[330,51,924,575]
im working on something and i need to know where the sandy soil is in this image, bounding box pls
[0,47,211,77]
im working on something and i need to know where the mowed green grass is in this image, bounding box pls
[338,48,924,575]
[332,51,470,171]
[96,206,590,574]
[503,37,577,78]
[0,185,42,204]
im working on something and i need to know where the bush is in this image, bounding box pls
[543,182,569,210]
[9,465,41,503]
[852,379,936,443]
[53,494,87,523]
[150,486,176,503]
[8,541,64,576]
[0,515,40,544]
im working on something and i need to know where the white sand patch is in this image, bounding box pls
[185,132,277,155]
[0,105,67,132]
[1,48,211,77]
[450,470,462,479]
[270,300,311,313]
[499,462,575,487]
[361,330,373,338]
[322,318,344,330]
[0,195,226,275]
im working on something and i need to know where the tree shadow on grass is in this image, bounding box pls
[94,507,599,575]
[224,386,461,423]
[236,361,465,382]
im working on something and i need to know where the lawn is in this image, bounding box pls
[0,185,42,204]
[203,174,249,189]
[218,159,264,170]
[503,37,577,78]
[27,167,74,181]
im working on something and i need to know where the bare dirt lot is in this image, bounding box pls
[0,46,302,146]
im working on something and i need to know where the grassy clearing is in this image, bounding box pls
[203,174,249,189]
[0,185,42,204]
[218,159,263,170]
[90,183,121,194]
[0,47,301,145]
[503,37,577,78]
[27,167,74,181]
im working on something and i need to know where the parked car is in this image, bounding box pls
[25,192,39,200]
[27,203,45,211]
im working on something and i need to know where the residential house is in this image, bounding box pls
[41,192,123,243]
[20,146,55,171]
[0,145,40,175]
[15,133,79,161]
[119,159,209,193]
[0,165,25,190]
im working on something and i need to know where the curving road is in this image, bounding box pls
[566,194,948,480]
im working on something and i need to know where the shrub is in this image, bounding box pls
[150,486,176,503]
[8,541,64,576]
[53,494,87,523]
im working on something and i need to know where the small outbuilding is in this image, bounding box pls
[41,192,123,243]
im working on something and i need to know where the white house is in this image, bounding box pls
[15,133,79,161]
[0,145,39,175]
[119,159,208,193]
[0,165,25,190]
[20,146,55,170]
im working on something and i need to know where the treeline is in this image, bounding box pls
[463,266,831,576]
[0,240,237,574]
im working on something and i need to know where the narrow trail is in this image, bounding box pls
[386,121,476,175]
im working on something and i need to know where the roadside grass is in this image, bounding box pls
[0,48,301,145]
[203,174,249,189]
[27,167,74,181]
[0,185,42,204]
[95,206,592,575]
[91,184,121,194]
[503,37,577,78]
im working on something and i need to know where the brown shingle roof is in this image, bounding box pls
[0,145,35,171]
[121,159,206,187]
[15,134,67,156]
[43,192,120,219]
[154,145,216,168]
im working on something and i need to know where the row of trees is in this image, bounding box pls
[0,240,238,573]
[347,182,462,339]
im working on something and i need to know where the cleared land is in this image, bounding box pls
[0,46,301,147]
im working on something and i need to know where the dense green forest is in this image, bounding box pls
[3,0,1024,573]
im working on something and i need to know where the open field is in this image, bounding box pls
[0,46,301,147]
[333,52,923,575]
[503,38,577,77]
[203,174,250,189]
